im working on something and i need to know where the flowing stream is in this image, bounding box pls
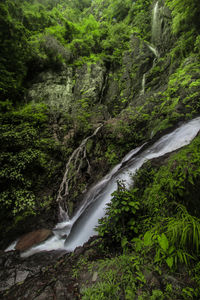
[21,117,200,257]
[148,44,159,59]
[140,1,160,96]
[56,124,103,221]
[152,1,159,44]
[140,73,146,95]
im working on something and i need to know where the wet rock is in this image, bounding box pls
[34,286,54,300]
[54,280,69,300]
[25,250,67,267]
[0,251,30,293]
[27,68,74,113]
[15,270,29,284]
[73,62,106,104]
[0,272,15,292]
[152,0,172,53]
[92,272,98,282]
[15,229,52,252]
[27,62,107,117]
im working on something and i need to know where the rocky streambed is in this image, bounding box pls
[0,236,103,300]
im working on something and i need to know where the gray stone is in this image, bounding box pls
[15,270,29,283]
[27,68,74,112]
[54,280,68,300]
[92,271,98,282]
[0,274,15,292]
[34,286,54,300]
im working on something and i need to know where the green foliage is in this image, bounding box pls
[81,254,145,300]
[166,0,200,35]
[0,1,29,100]
[72,97,93,134]
[135,228,193,270]
[0,102,62,220]
[139,135,200,218]
[0,0,95,99]
[97,183,140,246]
[125,0,152,40]
[166,205,200,255]
[105,145,118,166]
[100,21,132,63]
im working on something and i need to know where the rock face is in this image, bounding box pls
[151,0,172,53]
[24,29,172,219]
[0,238,97,299]
[15,229,52,252]
[27,36,157,119]
[0,249,67,296]
[27,68,74,112]
[73,62,107,104]
[27,62,107,114]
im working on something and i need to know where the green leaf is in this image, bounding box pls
[143,231,153,247]
[121,237,128,248]
[129,201,136,206]
[157,233,169,252]
[166,256,173,269]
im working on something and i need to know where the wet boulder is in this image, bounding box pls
[15,229,52,252]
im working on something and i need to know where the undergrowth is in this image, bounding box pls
[79,135,200,299]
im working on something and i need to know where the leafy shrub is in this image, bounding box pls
[166,205,200,255]
[97,183,140,246]
[0,103,63,220]
[81,254,145,300]
[41,34,71,66]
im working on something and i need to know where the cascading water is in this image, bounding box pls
[152,1,159,44]
[56,124,103,221]
[140,73,146,95]
[140,44,159,95]
[21,117,200,257]
[148,44,159,59]
[140,2,160,96]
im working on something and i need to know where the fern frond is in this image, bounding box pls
[166,205,200,255]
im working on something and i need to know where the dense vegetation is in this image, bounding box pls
[1,0,200,298]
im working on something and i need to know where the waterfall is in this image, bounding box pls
[140,3,160,97]
[20,117,200,257]
[148,44,159,59]
[56,124,103,221]
[140,73,146,95]
[152,1,159,44]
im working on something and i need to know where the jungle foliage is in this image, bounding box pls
[0,102,65,226]
[0,0,152,229]
[82,135,200,299]
[0,0,152,102]
[1,0,200,298]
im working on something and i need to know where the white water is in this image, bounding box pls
[140,2,160,97]
[140,73,146,95]
[5,240,18,252]
[56,124,103,221]
[148,44,159,59]
[152,1,159,44]
[21,117,200,257]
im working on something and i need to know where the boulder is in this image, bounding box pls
[15,229,52,252]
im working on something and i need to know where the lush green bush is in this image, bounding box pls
[76,254,146,300]
[0,103,63,221]
[97,183,140,247]
[166,0,200,35]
